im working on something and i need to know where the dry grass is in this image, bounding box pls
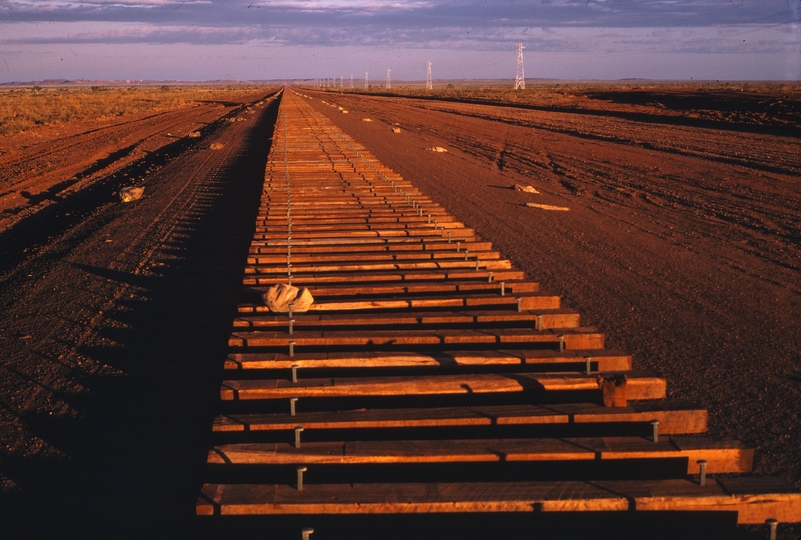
[0,85,264,136]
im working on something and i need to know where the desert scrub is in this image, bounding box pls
[0,85,264,136]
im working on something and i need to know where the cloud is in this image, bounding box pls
[0,0,797,81]
[3,0,206,7]
[3,18,791,58]
[4,23,265,45]
[3,0,796,28]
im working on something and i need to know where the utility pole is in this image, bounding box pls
[426,61,433,90]
[515,42,525,90]
[350,74,354,88]
[365,72,368,89]
[386,68,391,89]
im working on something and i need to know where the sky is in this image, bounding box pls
[0,0,799,83]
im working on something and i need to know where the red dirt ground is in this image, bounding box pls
[304,87,801,486]
[0,94,268,233]
[0,89,280,538]
[0,85,799,539]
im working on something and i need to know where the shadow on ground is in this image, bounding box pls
[0,97,279,540]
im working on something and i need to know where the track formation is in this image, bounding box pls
[196,90,801,534]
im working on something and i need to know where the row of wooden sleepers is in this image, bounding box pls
[196,89,801,534]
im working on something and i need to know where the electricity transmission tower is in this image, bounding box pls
[350,74,354,88]
[515,42,525,90]
[426,61,432,90]
[386,69,391,89]
[340,76,343,88]
[365,72,368,89]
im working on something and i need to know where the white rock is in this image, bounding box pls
[525,202,569,211]
[119,186,144,203]
[514,184,540,194]
[263,283,315,313]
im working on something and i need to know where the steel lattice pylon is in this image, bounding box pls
[426,61,433,90]
[515,42,525,90]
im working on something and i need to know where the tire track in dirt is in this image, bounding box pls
[417,99,801,176]
[301,90,801,500]
[321,93,800,284]
[0,95,266,233]
[0,90,281,539]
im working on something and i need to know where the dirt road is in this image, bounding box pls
[0,89,280,539]
[0,93,267,233]
[301,89,801,493]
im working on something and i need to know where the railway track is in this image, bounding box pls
[196,89,801,536]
